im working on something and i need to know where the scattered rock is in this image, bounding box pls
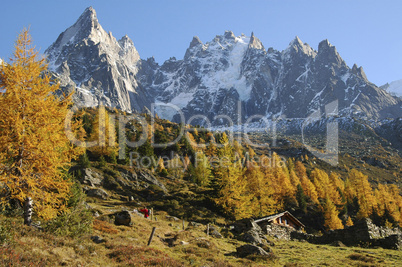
[90,236,106,244]
[207,225,223,238]
[195,238,213,249]
[331,240,346,247]
[180,241,189,245]
[86,188,109,199]
[236,244,272,258]
[83,202,92,209]
[80,168,103,187]
[114,210,132,226]
[166,215,180,222]
[188,221,203,227]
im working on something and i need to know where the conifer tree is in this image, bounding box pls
[323,197,344,230]
[193,151,213,187]
[87,105,118,160]
[345,216,354,227]
[244,161,276,217]
[155,157,166,173]
[0,29,82,224]
[296,184,307,213]
[348,169,375,219]
[213,133,251,220]
[311,168,341,205]
[295,161,318,203]
[271,153,296,204]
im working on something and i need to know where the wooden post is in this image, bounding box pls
[151,208,154,221]
[207,224,210,236]
[182,219,185,230]
[147,227,156,246]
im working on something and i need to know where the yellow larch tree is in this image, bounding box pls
[323,197,344,230]
[0,29,82,224]
[348,169,376,219]
[329,172,344,192]
[155,157,166,173]
[345,216,354,227]
[287,158,301,188]
[374,184,401,225]
[295,161,318,203]
[311,168,341,205]
[213,133,252,220]
[244,160,277,217]
[87,105,118,160]
[271,153,296,203]
[193,151,213,187]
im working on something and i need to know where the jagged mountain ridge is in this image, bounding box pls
[45,7,401,125]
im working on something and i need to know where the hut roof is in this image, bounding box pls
[254,211,305,228]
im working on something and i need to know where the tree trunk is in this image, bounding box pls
[24,197,33,226]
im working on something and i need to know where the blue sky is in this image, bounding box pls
[1,0,401,86]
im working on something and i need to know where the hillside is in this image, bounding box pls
[1,105,402,265]
[2,201,402,266]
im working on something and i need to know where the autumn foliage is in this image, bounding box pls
[0,29,82,221]
[175,132,402,230]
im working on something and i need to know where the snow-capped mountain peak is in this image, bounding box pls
[48,7,104,52]
[382,79,402,97]
[46,7,401,125]
[285,36,316,57]
[45,7,149,112]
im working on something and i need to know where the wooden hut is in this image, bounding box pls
[254,211,305,231]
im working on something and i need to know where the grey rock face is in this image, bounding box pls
[47,7,401,126]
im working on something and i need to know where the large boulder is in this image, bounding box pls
[114,210,132,226]
[234,218,272,245]
[242,228,265,245]
[236,244,272,258]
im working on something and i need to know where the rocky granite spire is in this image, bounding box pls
[45,6,150,113]
[248,32,264,50]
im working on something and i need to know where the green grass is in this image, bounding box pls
[2,204,402,267]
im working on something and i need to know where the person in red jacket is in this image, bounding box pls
[139,207,150,218]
